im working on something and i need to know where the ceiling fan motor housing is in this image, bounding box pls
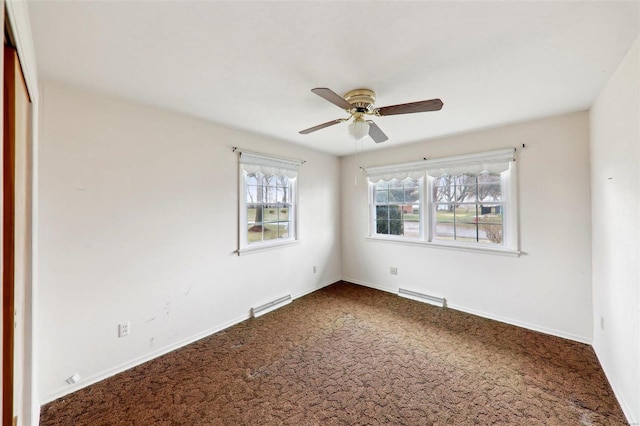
[344,88,376,110]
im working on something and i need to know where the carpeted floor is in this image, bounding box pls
[40,281,626,425]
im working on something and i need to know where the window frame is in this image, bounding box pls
[427,167,514,249]
[368,176,425,241]
[365,149,519,256]
[237,152,301,255]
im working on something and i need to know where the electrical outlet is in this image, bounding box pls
[66,373,81,385]
[313,266,317,273]
[390,267,398,275]
[600,316,605,331]
[118,321,130,337]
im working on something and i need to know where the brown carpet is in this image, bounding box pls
[40,281,626,425]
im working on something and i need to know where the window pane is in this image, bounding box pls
[478,184,501,202]
[278,222,290,238]
[404,180,420,203]
[248,205,261,224]
[455,223,478,241]
[403,220,419,237]
[389,179,403,188]
[247,205,255,223]
[276,187,287,203]
[264,186,276,203]
[479,223,503,244]
[278,206,290,221]
[458,188,477,203]
[389,220,403,235]
[246,174,259,185]
[277,175,289,187]
[247,223,263,243]
[389,188,403,203]
[389,205,401,219]
[435,205,454,222]
[373,179,421,239]
[456,176,476,202]
[376,220,388,234]
[478,172,500,184]
[435,175,452,187]
[401,205,418,221]
[435,222,454,240]
[246,185,261,203]
[262,224,279,241]
[241,159,297,249]
[478,204,503,223]
[375,181,389,191]
[263,174,275,186]
[434,183,454,203]
[263,205,278,221]
[376,205,389,220]
[455,205,477,223]
[375,190,388,203]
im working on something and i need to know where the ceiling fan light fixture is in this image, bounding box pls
[348,119,370,141]
[300,87,443,143]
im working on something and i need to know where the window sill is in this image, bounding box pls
[237,239,300,256]
[365,236,520,257]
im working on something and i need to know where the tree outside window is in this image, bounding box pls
[373,178,421,238]
[246,173,292,244]
[432,172,503,244]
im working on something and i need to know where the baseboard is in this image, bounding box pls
[342,276,397,295]
[593,344,638,425]
[40,311,251,405]
[341,277,592,345]
[292,277,339,300]
[41,277,340,406]
[446,302,592,345]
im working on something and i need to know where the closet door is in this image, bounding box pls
[3,45,32,426]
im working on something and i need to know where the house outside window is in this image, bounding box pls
[432,173,504,245]
[373,178,422,238]
[365,149,518,254]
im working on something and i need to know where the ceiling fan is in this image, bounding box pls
[299,88,443,143]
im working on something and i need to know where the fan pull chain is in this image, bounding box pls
[353,138,359,186]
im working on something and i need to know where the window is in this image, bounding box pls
[245,174,293,242]
[432,173,504,245]
[373,178,422,238]
[238,152,301,254]
[365,149,518,254]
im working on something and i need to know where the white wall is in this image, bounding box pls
[37,81,342,402]
[589,35,640,424]
[341,112,593,343]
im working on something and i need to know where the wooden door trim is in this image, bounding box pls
[3,45,17,426]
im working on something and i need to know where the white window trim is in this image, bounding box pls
[365,149,520,256]
[365,236,521,257]
[368,176,425,241]
[237,151,301,255]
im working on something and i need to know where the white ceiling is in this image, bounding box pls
[28,1,639,156]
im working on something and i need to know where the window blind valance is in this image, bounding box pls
[364,148,515,182]
[425,148,515,178]
[364,160,427,183]
[239,152,302,178]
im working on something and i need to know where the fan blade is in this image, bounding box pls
[311,88,353,110]
[377,98,443,116]
[367,120,388,143]
[299,119,343,134]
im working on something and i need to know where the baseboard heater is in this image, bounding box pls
[251,294,292,318]
[398,288,446,308]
